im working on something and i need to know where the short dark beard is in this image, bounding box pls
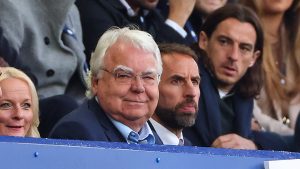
[155,98,198,130]
[206,56,235,90]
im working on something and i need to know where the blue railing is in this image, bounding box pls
[0,136,299,169]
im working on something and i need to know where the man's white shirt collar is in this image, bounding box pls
[150,118,184,145]
[95,97,155,144]
[119,0,137,16]
[119,0,186,38]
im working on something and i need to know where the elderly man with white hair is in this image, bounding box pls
[50,27,163,144]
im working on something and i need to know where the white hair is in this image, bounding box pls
[86,26,162,98]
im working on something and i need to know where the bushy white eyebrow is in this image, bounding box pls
[113,65,157,74]
[113,65,133,72]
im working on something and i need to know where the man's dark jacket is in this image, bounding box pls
[49,98,163,144]
[184,53,293,151]
[183,56,253,147]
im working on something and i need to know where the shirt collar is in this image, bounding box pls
[95,97,155,144]
[149,118,184,145]
[108,115,155,144]
[218,89,235,99]
[119,0,136,16]
[119,0,149,17]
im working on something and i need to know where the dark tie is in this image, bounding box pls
[184,21,198,43]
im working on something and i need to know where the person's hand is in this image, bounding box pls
[0,57,9,67]
[212,133,257,150]
[251,118,262,131]
[168,0,196,27]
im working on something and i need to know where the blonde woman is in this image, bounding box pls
[241,0,300,135]
[0,67,40,137]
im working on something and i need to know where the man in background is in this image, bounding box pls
[184,4,293,151]
[76,0,196,62]
[184,4,262,149]
[150,43,200,146]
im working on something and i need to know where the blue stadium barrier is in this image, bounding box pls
[0,136,299,169]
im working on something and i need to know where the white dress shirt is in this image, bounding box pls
[149,118,184,145]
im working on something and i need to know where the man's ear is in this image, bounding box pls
[199,31,208,50]
[249,50,261,67]
[91,76,99,94]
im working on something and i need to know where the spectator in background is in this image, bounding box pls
[184,4,294,151]
[190,0,229,37]
[0,0,86,137]
[50,27,163,145]
[240,0,300,136]
[184,4,263,150]
[0,0,87,101]
[75,0,196,63]
[149,43,200,146]
[0,28,36,84]
[158,0,233,44]
[0,67,39,137]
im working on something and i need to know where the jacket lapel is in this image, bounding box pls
[88,98,126,142]
[197,61,222,144]
[148,121,163,145]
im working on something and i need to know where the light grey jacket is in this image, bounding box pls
[0,0,87,101]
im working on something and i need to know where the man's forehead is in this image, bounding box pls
[162,55,199,77]
[167,72,201,80]
[106,42,155,62]
[216,18,255,33]
[212,18,257,44]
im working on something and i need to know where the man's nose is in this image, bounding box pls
[184,81,198,98]
[229,44,239,61]
[130,76,145,93]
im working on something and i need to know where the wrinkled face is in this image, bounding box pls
[0,78,33,137]
[127,0,159,10]
[261,0,293,14]
[156,53,200,129]
[199,18,260,91]
[195,0,227,15]
[92,40,159,128]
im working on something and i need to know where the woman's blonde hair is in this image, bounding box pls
[241,0,300,117]
[0,67,40,137]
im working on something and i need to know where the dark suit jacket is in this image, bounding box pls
[184,52,293,151]
[75,0,192,62]
[295,114,300,152]
[183,57,253,147]
[49,98,163,144]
